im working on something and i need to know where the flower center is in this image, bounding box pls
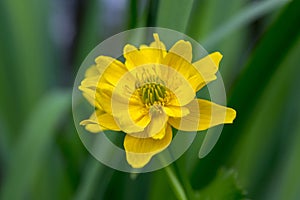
[136,82,169,107]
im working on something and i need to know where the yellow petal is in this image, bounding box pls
[168,99,236,131]
[129,111,168,139]
[96,68,137,114]
[103,71,151,133]
[79,88,95,106]
[124,34,166,70]
[147,111,168,137]
[97,84,147,132]
[140,34,166,51]
[84,64,100,78]
[162,105,190,117]
[80,112,106,133]
[80,76,99,88]
[162,51,199,92]
[169,40,192,62]
[96,110,121,131]
[150,33,167,52]
[192,52,223,91]
[151,123,167,139]
[159,66,195,106]
[112,95,151,133]
[79,56,130,110]
[96,56,129,87]
[80,109,121,133]
[124,124,172,168]
[95,87,115,114]
[80,112,105,133]
[79,72,98,106]
[162,50,222,93]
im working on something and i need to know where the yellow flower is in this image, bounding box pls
[79,33,236,168]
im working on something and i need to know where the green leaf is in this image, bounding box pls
[74,158,113,200]
[74,0,102,69]
[148,170,177,200]
[202,0,291,48]
[271,117,300,200]
[190,0,300,189]
[1,0,53,114]
[0,115,10,165]
[228,0,300,113]
[195,169,247,200]
[156,0,194,32]
[146,0,159,27]
[32,149,73,200]
[128,0,138,28]
[0,90,71,200]
[231,36,300,198]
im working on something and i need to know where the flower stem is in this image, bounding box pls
[174,159,196,200]
[164,165,188,200]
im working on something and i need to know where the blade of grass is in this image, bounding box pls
[146,0,159,27]
[156,0,194,32]
[0,1,21,137]
[0,90,71,200]
[202,0,291,48]
[164,165,188,200]
[128,0,138,29]
[2,0,52,114]
[187,0,248,85]
[187,0,291,97]
[267,110,300,200]
[32,148,73,200]
[231,36,300,196]
[227,0,300,139]
[0,116,10,166]
[74,158,113,200]
[74,0,101,69]
[149,170,177,200]
[191,0,300,187]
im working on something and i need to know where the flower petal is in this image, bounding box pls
[150,33,167,51]
[96,56,129,87]
[162,105,190,117]
[112,95,151,133]
[80,109,121,133]
[147,111,168,137]
[162,50,199,93]
[79,56,130,109]
[162,49,222,93]
[79,67,99,106]
[124,124,172,168]
[103,71,151,133]
[159,66,195,106]
[96,110,121,131]
[192,52,223,91]
[168,99,236,131]
[169,40,192,62]
[84,64,101,78]
[124,34,166,70]
[80,112,104,133]
[151,123,167,140]
[129,111,168,139]
[96,67,137,114]
[79,86,96,106]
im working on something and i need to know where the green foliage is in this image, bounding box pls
[195,169,247,200]
[0,90,71,200]
[0,0,299,199]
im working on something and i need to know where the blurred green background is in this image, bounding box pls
[0,0,300,199]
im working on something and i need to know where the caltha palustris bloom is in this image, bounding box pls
[79,33,236,168]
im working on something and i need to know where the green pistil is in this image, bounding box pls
[138,83,167,106]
